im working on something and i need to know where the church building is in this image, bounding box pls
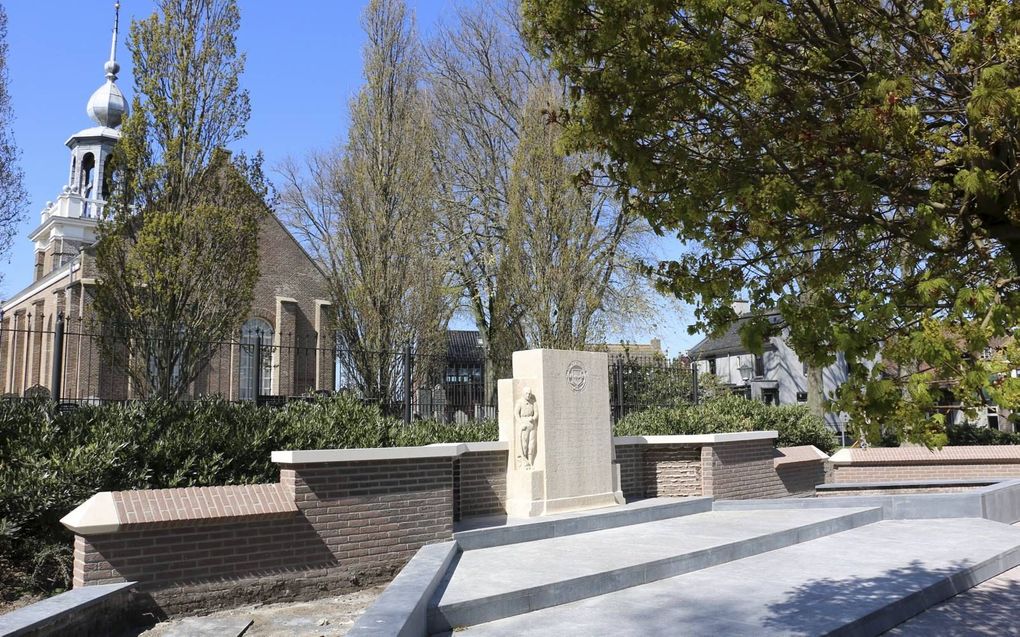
[0,7,334,402]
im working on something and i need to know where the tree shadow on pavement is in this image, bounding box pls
[761,559,1018,636]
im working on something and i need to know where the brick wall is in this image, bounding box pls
[644,445,703,497]
[615,444,643,500]
[456,450,507,520]
[829,446,1020,484]
[67,437,825,617]
[613,435,824,500]
[72,455,455,616]
[702,439,780,500]
[774,460,826,496]
[281,458,453,571]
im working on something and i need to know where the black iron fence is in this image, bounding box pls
[0,315,695,423]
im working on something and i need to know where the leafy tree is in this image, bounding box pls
[0,4,27,285]
[506,82,650,350]
[524,0,1020,444]
[428,0,662,399]
[95,0,260,399]
[279,0,452,403]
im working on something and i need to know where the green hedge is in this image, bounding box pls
[946,424,1020,446]
[0,395,495,599]
[1,393,833,600]
[613,394,839,454]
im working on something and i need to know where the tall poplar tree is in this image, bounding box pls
[95,0,261,399]
[279,0,452,403]
[0,4,27,285]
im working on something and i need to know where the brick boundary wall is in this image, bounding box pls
[613,435,827,500]
[455,450,508,520]
[65,443,503,617]
[62,437,826,618]
[829,446,1020,484]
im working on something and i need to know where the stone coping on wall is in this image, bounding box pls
[612,431,779,446]
[773,445,829,468]
[270,441,509,464]
[829,445,1020,466]
[0,581,137,637]
[61,484,296,535]
[816,477,1002,492]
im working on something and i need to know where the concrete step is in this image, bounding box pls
[453,496,713,550]
[450,517,1020,636]
[429,506,881,633]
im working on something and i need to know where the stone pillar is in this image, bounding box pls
[314,300,334,392]
[500,349,624,517]
[274,297,298,396]
[0,315,11,393]
[80,282,102,400]
[63,284,83,400]
[11,310,26,395]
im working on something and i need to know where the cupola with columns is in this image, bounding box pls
[28,3,128,281]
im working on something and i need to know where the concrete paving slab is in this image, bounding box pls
[452,518,1020,637]
[431,507,879,632]
[454,497,712,549]
[885,562,1020,635]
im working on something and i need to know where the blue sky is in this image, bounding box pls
[0,1,701,355]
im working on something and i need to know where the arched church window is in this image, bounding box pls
[239,318,274,401]
[80,153,95,197]
[70,156,77,189]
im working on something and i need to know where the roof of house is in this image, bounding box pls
[448,330,483,358]
[688,312,784,358]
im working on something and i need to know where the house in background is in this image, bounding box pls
[688,301,850,435]
[0,17,333,402]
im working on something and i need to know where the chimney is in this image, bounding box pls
[732,300,750,316]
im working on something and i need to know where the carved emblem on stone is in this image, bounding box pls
[515,386,538,470]
[565,361,587,392]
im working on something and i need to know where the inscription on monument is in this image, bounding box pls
[565,360,587,392]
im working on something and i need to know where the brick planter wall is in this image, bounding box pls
[456,450,508,520]
[614,435,827,501]
[66,445,497,616]
[63,437,826,618]
[829,446,1020,483]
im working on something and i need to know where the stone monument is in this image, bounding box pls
[498,349,625,517]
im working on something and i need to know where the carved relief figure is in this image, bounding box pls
[515,386,538,469]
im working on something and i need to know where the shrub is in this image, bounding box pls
[614,395,838,454]
[947,424,1020,446]
[0,395,495,601]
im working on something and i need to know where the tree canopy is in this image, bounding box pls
[0,4,27,285]
[523,0,1020,443]
[279,0,453,401]
[95,0,260,399]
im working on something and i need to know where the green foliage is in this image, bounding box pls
[0,4,27,285]
[523,0,1020,446]
[0,395,494,599]
[613,395,838,454]
[946,424,1020,446]
[95,0,261,400]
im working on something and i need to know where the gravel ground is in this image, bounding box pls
[135,585,385,637]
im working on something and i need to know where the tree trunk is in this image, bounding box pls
[806,363,825,421]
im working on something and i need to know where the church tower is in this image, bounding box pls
[28,3,128,281]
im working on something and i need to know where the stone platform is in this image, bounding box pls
[446,517,1020,636]
[430,507,880,633]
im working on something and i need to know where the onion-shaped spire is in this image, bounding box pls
[86,2,129,128]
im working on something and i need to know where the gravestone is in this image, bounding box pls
[498,349,625,517]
